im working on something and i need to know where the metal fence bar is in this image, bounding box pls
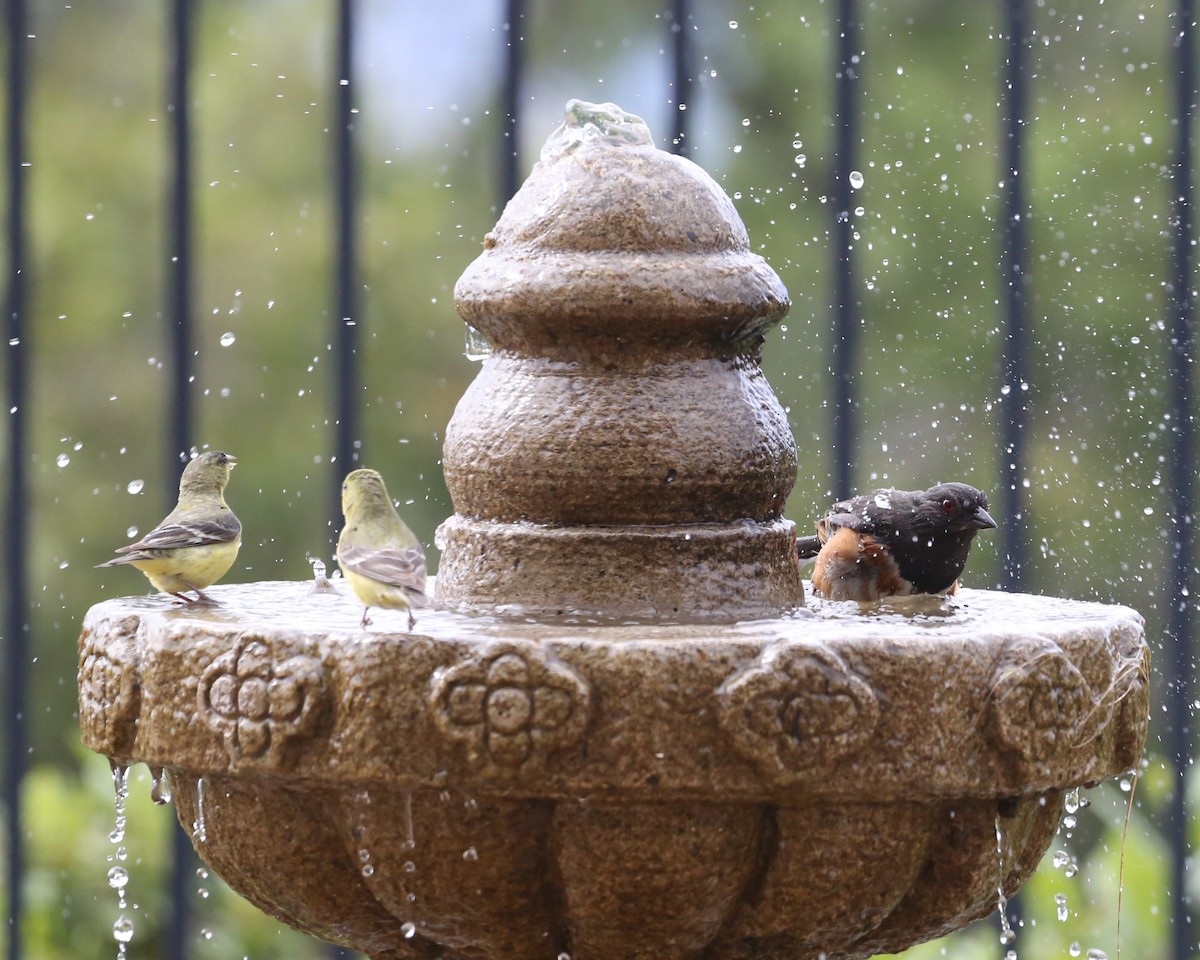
[499,0,525,206]
[997,0,1031,592]
[667,0,692,156]
[830,0,860,498]
[331,0,361,530]
[165,1,198,956]
[1165,2,1197,956]
[3,2,30,957]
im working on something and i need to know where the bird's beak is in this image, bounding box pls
[972,505,997,529]
[226,455,238,470]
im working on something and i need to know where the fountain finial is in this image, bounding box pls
[438,99,800,621]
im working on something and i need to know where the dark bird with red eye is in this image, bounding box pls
[795,482,997,602]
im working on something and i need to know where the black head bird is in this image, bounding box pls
[796,482,997,601]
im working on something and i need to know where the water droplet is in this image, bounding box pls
[150,767,172,804]
[126,479,145,495]
[401,922,417,939]
[728,19,739,28]
[1055,892,1069,921]
[794,154,807,167]
[107,866,129,890]
[1069,942,1082,957]
[125,525,139,538]
[849,170,865,189]
[403,860,416,873]
[462,846,478,861]
[464,325,491,361]
[56,453,70,468]
[197,887,210,899]
[113,915,134,944]
[361,863,375,878]
[219,331,236,347]
[1086,950,1109,960]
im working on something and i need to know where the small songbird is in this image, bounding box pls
[797,482,997,602]
[336,467,429,630]
[97,450,241,603]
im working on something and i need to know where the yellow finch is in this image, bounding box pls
[337,467,428,630]
[97,451,241,603]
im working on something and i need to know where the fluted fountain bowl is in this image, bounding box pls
[78,579,1148,960]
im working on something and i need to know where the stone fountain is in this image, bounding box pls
[79,101,1149,960]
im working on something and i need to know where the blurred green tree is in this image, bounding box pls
[1,0,1184,956]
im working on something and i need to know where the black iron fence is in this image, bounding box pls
[2,1,1195,958]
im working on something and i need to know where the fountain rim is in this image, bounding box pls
[78,581,1148,805]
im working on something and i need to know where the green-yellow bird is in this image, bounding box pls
[337,467,428,630]
[97,451,241,603]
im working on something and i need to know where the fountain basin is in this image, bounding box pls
[78,580,1148,960]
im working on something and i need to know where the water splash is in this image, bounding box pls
[307,557,339,596]
[540,99,655,162]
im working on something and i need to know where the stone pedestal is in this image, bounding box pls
[437,100,800,622]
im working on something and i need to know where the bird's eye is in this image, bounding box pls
[941,498,956,514]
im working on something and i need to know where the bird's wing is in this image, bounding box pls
[339,542,428,599]
[117,511,241,552]
[822,490,913,537]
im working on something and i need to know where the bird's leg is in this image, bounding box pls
[170,592,193,605]
[185,583,217,604]
[407,609,416,632]
[360,607,373,627]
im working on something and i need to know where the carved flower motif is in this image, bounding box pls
[431,644,590,768]
[718,642,879,779]
[77,619,142,757]
[987,640,1092,765]
[199,637,327,765]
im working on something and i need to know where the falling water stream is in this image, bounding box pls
[107,763,134,957]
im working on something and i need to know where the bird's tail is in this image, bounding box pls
[795,534,823,559]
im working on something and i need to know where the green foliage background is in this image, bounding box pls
[1,0,1193,956]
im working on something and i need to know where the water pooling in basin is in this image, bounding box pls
[85,576,1140,641]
